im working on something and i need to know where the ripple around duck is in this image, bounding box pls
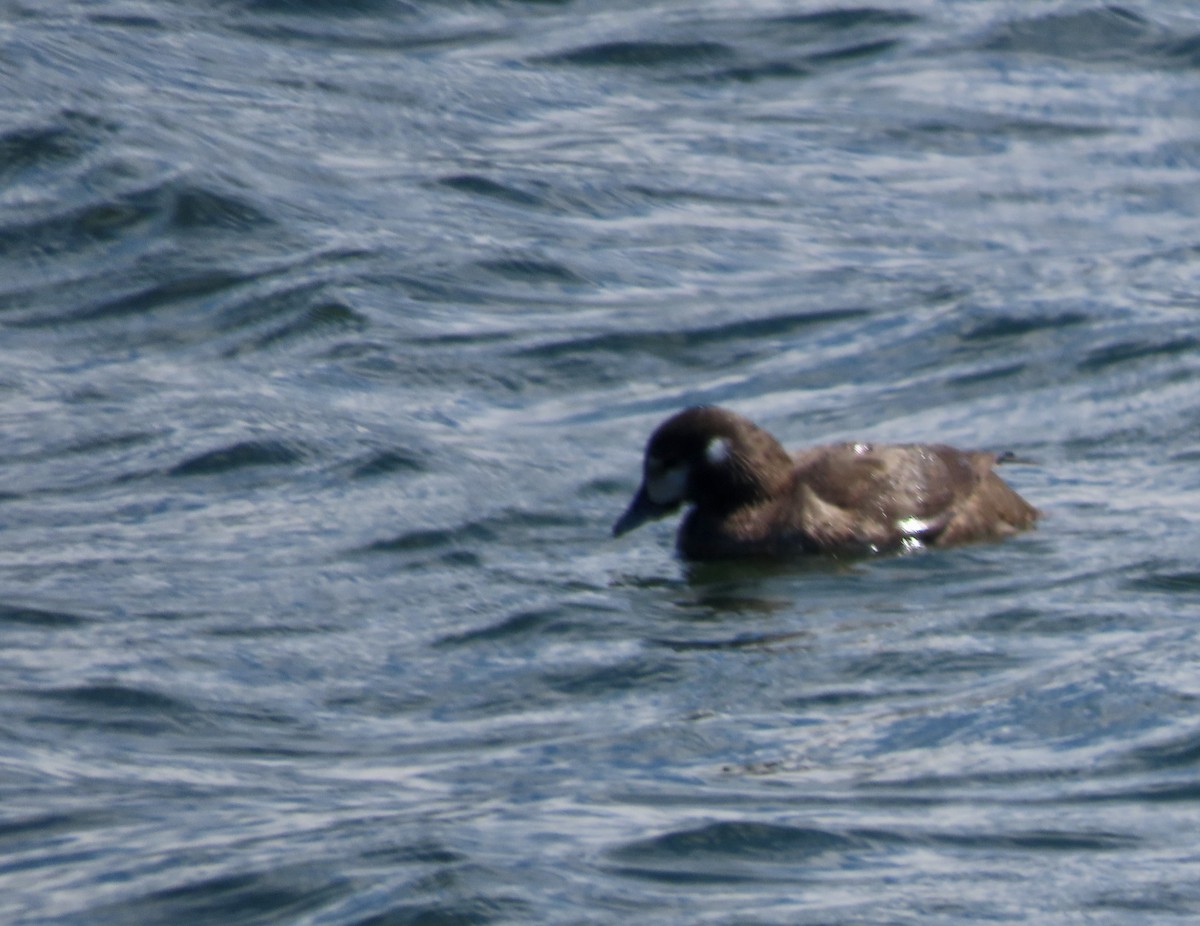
[0,602,91,628]
[0,809,116,849]
[26,683,204,735]
[435,606,586,647]
[0,189,161,269]
[842,646,1019,683]
[33,683,190,713]
[475,255,589,286]
[168,184,277,235]
[1076,335,1200,372]
[536,40,735,69]
[765,7,922,31]
[435,174,546,208]
[0,179,275,280]
[530,6,923,88]
[885,117,1111,157]
[977,6,1200,70]
[0,111,114,186]
[91,866,355,926]
[958,311,1092,343]
[341,447,428,481]
[608,821,872,884]
[238,0,399,16]
[359,521,499,556]
[79,269,254,325]
[649,630,810,653]
[50,263,369,356]
[219,291,368,358]
[979,6,1148,56]
[358,504,584,562]
[2,260,340,357]
[1124,569,1200,594]
[167,439,308,478]
[705,35,905,84]
[1113,726,1200,773]
[515,307,870,363]
[538,654,682,699]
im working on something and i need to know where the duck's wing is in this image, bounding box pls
[935,457,1041,544]
[786,443,1014,551]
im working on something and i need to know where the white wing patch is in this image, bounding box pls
[896,515,931,536]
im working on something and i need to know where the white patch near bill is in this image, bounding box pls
[705,436,731,466]
[646,464,688,505]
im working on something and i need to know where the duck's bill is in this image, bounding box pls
[612,486,677,537]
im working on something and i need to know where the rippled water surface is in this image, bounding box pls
[4,1,1200,922]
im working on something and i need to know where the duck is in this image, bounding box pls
[612,406,1039,560]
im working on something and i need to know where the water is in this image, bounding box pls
[3,0,1200,922]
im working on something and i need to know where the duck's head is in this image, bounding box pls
[612,406,790,537]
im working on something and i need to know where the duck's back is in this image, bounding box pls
[675,441,1037,558]
[784,441,1038,552]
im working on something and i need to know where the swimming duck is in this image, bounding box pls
[612,406,1039,560]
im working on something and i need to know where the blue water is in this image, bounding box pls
[4,1,1200,922]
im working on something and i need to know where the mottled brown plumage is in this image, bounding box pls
[612,406,1039,560]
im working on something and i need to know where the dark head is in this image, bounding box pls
[612,406,792,538]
